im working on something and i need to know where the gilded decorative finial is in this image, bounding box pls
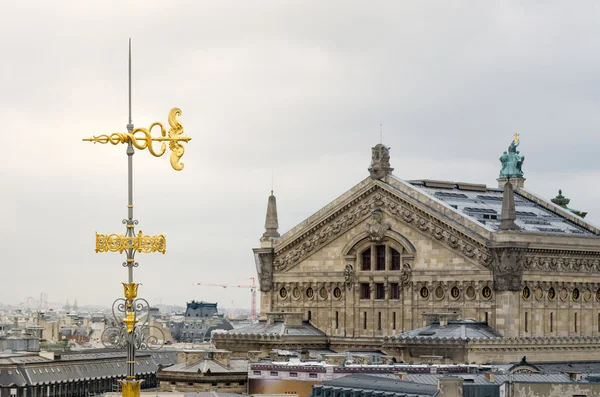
[513,133,520,143]
[119,380,142,397]
[122,282,140,302]
[82,108,191,171]
[123,312,138,334]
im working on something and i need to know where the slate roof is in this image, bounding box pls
[318,373,438,396]
[161,358,248,374]
[0,349,180,387]
[0,368,28,387]
[407,179,598,236]
[21,357,157,385]
[217,320,326,337]
[393,320,502,341]
[530,360,600,374]
[404,373,594,385]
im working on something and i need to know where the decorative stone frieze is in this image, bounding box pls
[524,253,600,273]
[274,188,492,272]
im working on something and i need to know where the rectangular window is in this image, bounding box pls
[363,311,367,330]
[550,312,553,333]
[393,312,396,330]
[309,373,318,379]
[575,313,578,333]
[525,312,528,332]
[335,311,339,329]
[289,372,298,378]
[485,312,489,324]
[598,313,600,333]
[390,283,400,300]
[376,245,386,270]
[377,312,382,331]
[308,310,312,321]
[360,283,371,299]
[253,371,261,376]
[270,371,278,376]
[362,248,371,271]
[391,249,400,270]
[375,283,385,299]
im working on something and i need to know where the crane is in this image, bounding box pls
[193,277,257,321]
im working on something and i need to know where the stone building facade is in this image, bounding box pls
[246,139,600,363]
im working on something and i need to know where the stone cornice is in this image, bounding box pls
[385,335,600,346]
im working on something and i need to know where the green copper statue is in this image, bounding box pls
[499,134,525,178]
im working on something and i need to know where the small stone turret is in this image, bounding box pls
[500,180,519,231]
[262,191,280,240]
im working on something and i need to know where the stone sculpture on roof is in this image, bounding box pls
[368,143,393,179]
[499,134,525,178]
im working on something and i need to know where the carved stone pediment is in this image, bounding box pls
[273,185,492,273]
[489,243,529,291]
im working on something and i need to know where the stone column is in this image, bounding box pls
[489,244,528,337]
[494,290,521,337]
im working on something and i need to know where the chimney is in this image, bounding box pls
[484,372,495,382]
[261,191,280,241]
[213,350,231,367]
[567,372,581,381]
[300,349,310,361]
[500,181,519,231]
[248,351,262,363]
[437,377,464,397]
[398,372,408,381]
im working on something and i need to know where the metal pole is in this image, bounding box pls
[125,38,136,383]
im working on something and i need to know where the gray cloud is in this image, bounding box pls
[1,1,600,309]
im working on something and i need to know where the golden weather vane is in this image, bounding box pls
[82,39,191,397]
[513,133,520,143]
[83,107,191,171]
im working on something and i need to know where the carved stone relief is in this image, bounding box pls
[490,247,527,292]
[344,263,354,289]
[365,208,390,242]
[256,251,274,292]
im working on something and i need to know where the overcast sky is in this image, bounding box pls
[2,1,600,311]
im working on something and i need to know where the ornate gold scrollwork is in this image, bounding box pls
[83,108,191,171]
[95,232,166,254]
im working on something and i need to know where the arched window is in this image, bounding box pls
[359,245,406,271]
[362,248,371,271]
